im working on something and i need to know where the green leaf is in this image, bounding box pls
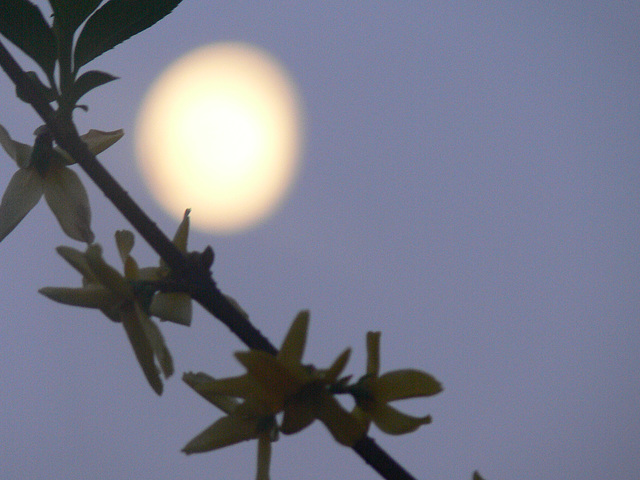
[0,0,57,77]
[16,71,58,104]
[67,69,117,104]
[49,0,102,39]
[73,0,184,70]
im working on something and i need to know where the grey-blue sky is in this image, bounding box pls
[1,2,638,479]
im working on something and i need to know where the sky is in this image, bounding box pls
[1,2,639,480]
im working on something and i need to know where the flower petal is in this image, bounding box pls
[324,348,351,383]
[43,166,94,243]
[136,303,173,379]
[183,372,240,414]
[366,331,381,376]
[55,129,124,164]
[84,244,131,299]
[150,292,192,326]
[236,351,302,406]
[315,390,366,446]
[82,129,124,154]
[371,402,432,435]
[351,405,372,432]
[182,415,257,454]
[38,285,117,309]
[115,230,135,262]
[280,397,315,435]
[120,304,163,395]
[376,370,443,402]
[277,310,309,368]
[0,169,44,242]
[0,124,32,168]
[55,245,96,281]
[172,209,190,252]
[184,372,276,413]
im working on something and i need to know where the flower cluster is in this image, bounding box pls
[39,212,193,394]
[183,311,442,480]
[0,124,123,243]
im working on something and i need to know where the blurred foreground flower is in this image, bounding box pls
[38,216,193,394]
[351,331,442,434]
[0,124,123,243]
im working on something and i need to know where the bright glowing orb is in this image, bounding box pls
[135,43,302,233]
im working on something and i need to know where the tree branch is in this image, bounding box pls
[0,39,417,480]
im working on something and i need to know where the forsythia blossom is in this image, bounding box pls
[235,311,365,446]
[0,124,123,243]
[182,311,366,480]
[351,331,442,434]
[38,214,193,394]
[182,372,278,480]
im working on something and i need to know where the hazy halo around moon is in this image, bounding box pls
[134,42,302,234]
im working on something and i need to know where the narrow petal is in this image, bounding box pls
[182,415,257,454]
[351,405,372,432]
[120,305,163,395]
[0,124,32,168]
[184,372,275,412]
[277,310,309,368]
[115,230,135,262]
[0,123,17,159]
[123,255,140,280]
[43,166,94,243]
[315,391,366,446]
[371,403,432,435]
[256,435,272,480]
[158,210,191,269]
[83,129,124,155]
[0,169,44,242]
[136,303,173,379]
[183,372,240,414]
[55,245,96,281]
[366,331,381,376]
[55,129,125,164]
[236,351,302,405]
[150,292,192,326]
[39,286,117,309]
[324,348,351,383]
[280,397,315,435]
[172,209,190,252]
[375,370,443,402]
[84,244,132,299]
[137,265,167,282]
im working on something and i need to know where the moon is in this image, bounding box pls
[134,42,302,233]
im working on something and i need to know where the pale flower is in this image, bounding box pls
[141,210,193,326]
[0,123,123,243]
[39,230,179,395]
[351,331,442,435]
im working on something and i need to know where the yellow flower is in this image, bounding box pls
[182,372,277,480]
[236,311,365,446]
[352,331,442,435]
[0,124,123,243]
[137,210,193,326]
[38,229,183,395]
